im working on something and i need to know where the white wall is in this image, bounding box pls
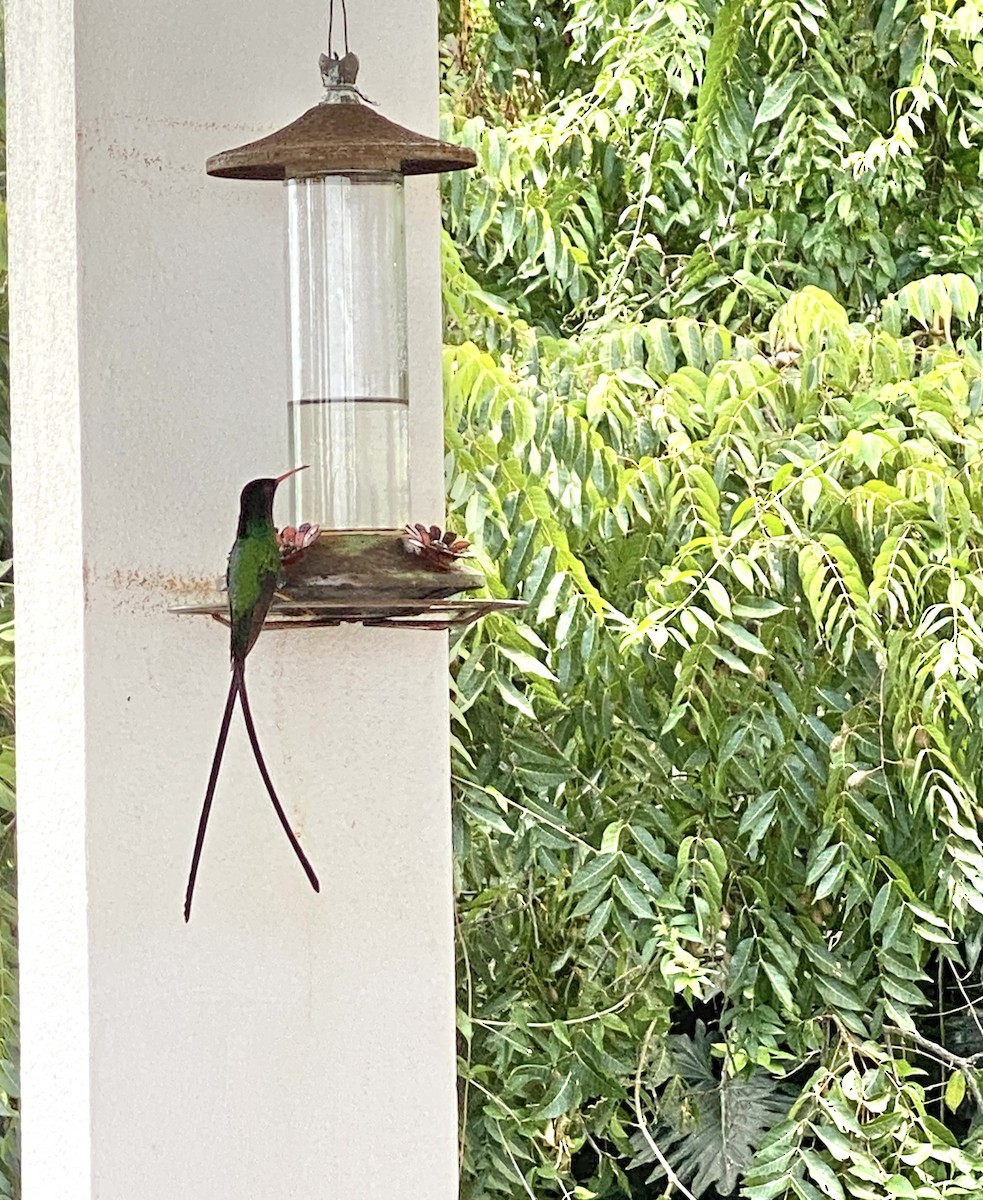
[8,1,457,1195]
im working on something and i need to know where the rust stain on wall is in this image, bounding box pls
[108,568,218,598]
[86,566,224,615]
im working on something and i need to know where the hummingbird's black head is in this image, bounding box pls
[236,478,278,533]
[236,466,307,536]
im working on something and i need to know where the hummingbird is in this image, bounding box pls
[184,467,320,921]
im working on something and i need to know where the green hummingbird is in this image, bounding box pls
[184,467,320,921]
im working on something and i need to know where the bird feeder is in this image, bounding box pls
[176,47,522,630]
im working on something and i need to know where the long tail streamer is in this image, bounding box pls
[236,663,320,895]
[184,673,239,922]
[184,663,320,922]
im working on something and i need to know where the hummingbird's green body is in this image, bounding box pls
[228,482,283,663]
[184,469,320,921]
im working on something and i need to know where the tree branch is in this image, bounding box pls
[884,1024,983,1112]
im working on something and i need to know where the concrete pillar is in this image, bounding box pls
[8,1,456,1196]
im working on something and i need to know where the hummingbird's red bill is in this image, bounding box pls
[275,465,308,485]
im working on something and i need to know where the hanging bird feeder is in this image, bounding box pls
[173,21,521,631]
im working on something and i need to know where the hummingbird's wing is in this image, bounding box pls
[228,537,280,662]
[238,571,277,660]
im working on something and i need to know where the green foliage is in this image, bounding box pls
[445,252,983,1192]
[440,0,983,333]
[442,5,983,1195]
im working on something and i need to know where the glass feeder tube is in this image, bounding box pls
[205,51,475,533]
[286,172,409,531]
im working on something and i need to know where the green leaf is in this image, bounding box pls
[613,876,655,920]
[870,883,893,935]
[755,73,799,127]
[801,1148,845,1200]
[583,897,613,941]
[815,976,865,1012]
[704,576,733,617]
[945,1069,967,1112]
[719,620,770,656]
[498,646,558,682]
[495,675,536,719]
[600,821,624,854]
[536,1071,579,1119]
[570,854,618,894]
[884,1176,918,1199]
[811,1124,853,1162]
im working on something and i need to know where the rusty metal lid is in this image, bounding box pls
[206,52,476,181]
